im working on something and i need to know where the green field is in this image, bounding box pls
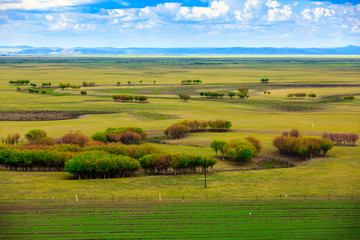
[0,56,359,238]
[1,201,359,239]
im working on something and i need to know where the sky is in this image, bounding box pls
[0,0,359,48]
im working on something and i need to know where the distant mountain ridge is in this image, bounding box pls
[1,45,360,55]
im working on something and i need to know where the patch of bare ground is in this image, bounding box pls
[0,111,114,121]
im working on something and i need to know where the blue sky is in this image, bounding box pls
[0,0,359,48]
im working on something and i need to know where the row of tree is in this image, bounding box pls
[112,95,148,102]
[322,132,358,145]
[210,137,261,162]
[28,88,47,94]
[139,154,216,175]
[0,149,73,171]
[64,151,140,179]
[200,91,225,98]
[164,120,232,139]
[92,127,148,145]
[287,93,316,98]
[344,95,355,101]
[9,80,30,85]
[181,80,202,84]
[273,135,333,159]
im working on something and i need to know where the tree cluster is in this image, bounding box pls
[260,78,269,83]
[200,91,225,98]
[82,82,96,87]
[28,88,39,93]
[9,80,30,85]
[322,132,358,145]
[61,132,90,147]
[0,133,20,145]
[181,80,202,84]
[179,94,191,101]
[0,149,72,171]
[287,93,307,98]
[211,137,261,162]
[92,127,147,145]
[282,129,300,137]
[164,119,232,139]
[65,151,140,179]
[273,135,333,159]
[112,95,148,102]
[238,87,249,99]
[344,95,355,101]
[41,83,51,87]
[139,154,216,175]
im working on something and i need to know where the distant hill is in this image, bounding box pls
[1,45,360,55]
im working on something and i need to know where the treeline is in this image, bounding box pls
[0,149,73,171]
[322,132,358,145]
[287,93,317,98]
[9,80,30,85]
[273,130,333,159]
[210,137,261,162]
[200,91,225,98]
[65,152,140,179]
[28,88,47,94]
[92,127,147,145]
[112,95,148,102]
[199,87,249,99]
[82,82,96,87]
[181,79,202,84]
[139,154,216,175]
[164,120,232,139]
[344,95,355,101]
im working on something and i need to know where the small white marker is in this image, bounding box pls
[285,194,287,198]
[75,195,78,202]
[249,212,251,215]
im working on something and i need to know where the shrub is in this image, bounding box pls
[80,91,87,95]
[164,123,190,139]
[25,129,47,142]
[42,83,51,87]
[41,90,47,94]
[289,129,300,137]
[3,133,21,145]
[119,130,142,145]
[91,132,108,143]
[273,135,333,159]
[245,136,262,152]
[28,88,39,93]
[179,94,191,101]
[200,92,205,97]
[61,132,90,147]
[260,78,269,83]
[344,95,355,101]
[222,139,258,162]
[30,83,37,87]
[308,93,317,98]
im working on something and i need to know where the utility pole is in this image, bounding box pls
[204,158,207,189]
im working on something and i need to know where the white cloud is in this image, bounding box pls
[176,1,230,21]
[0,0,96,11]
[267,1,292,22]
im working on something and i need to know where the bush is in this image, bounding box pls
[245,136,262,152]
[273,135,333,159]
[28,88,39,93]
[61,132,90,147]
[119,130,142,145]
[164,123,190,139]
[308,93,317,98]
[179,94,191,101]
[9,80,30,85]
[228,92,236,98]
[344,95,355,101]
[80,91,87,95]
[91,132,108,143]
[25,129,47,142]
[222,139,258,162]
[260,78,269,83]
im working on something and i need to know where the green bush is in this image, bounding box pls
[223,139,257,162]
[25,129,47,142]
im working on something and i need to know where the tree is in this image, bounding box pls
[344,95,355,101]
[210,140,226,156]
[238,92,249,99]
[117,82,120,85]
[153,81,156,85]
[228,92,235,98]
[127,81,131,85]
[260,78,269,83]
[80,91,87,95]
[308,93,317,98]
[200,92,205,97]
[179,94,191,101]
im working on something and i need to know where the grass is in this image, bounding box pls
[1,201,359,239]
[0,57,359,238]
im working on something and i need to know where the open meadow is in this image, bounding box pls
[0,56,359,238]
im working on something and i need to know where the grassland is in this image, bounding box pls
[1,201,359,239]
[0,56,359,238]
